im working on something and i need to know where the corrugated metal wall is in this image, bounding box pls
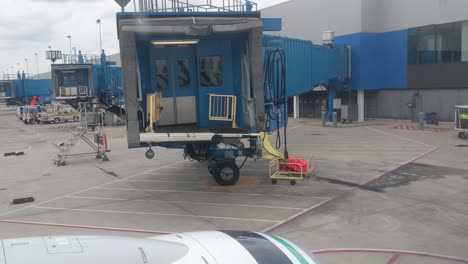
[263,35,348,97]
[14,79,52,98]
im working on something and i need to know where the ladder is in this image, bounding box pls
[53,102,109,166]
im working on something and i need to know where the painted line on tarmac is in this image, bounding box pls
[262,147,439,233]
[96,187,333,199]
[0,161,186,218]
[124,179,350,190]
[0,219,170,235]
[366,126,436,148]
[32,206,281,223]
[386,254,401,264]
[126,179,200,184]
[287,125,304,131]
[262,199,335,233]
[65,195,308,210]
[258,184,351,190]
[311,248,468,263]
[144,172,199,176]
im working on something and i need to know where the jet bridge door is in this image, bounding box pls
[151,45,197,126]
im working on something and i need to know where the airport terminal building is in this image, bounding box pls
[263,0,468,121]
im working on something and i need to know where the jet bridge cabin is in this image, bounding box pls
[117,2,276,150]
[0,80,14,104]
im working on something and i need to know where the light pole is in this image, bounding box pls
[24,59,29,77]
[34,53,39,79]
[96,19,102,53]
[67,35,72,55]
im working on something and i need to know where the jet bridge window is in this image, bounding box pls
[178,59,190,88]
[155,60,168,90]
[200,56,223,87]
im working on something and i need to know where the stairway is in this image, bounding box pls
[52,102,108,166]
[53,126,86,166]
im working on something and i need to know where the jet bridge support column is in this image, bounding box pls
[293,95,300,119]
[358,89,364,122]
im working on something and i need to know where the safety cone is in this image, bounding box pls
[103,133,110,152]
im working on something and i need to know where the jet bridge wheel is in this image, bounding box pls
[212,160,240,186]
[459,132,467,140]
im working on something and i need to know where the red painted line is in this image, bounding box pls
[264,147,439,233]
[312,249,468,263]
[386,253,400,264]
[0,219,170,235]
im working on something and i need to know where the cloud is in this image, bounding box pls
[0,0,287,73]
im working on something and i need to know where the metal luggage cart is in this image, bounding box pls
[455,105,468,140]
[269,153,315,185]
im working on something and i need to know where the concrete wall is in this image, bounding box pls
[408,63,468,89]
[360,0,380,32]
[376,0,468,32]
[261,0,362,43]
[365,88,468,121]
[263,0,468,38]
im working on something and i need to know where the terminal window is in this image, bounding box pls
[408,21,468,64]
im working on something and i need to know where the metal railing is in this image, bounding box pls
[61,54,109,65]
[2,73,33,80]
[138,0,257,12]
[208,93,237,127]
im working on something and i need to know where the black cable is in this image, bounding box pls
[263,48,287,155]
[238,155,249,170]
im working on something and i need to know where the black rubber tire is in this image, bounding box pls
[213,161,240,186]
[290,180,296,185]
[29,118,36,124]
[459,132,467,140]
[271,179,277,185]
[54,118,60,124]
[145,149,155,159]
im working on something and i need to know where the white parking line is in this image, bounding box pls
[65,195,308,210]
[263,198,334,233]
[365,127,436,148]
[124,179,351,190]
[32,206,281,223]
[144,172,198,176]
[0,161,186,218]
[259,184,352,190]
[0,219,170,235]
[127,179,199,184]
[96,187,333,199]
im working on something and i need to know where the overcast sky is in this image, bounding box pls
[0,0,287,77]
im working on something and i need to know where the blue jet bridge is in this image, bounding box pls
[51,51,124,116]
[1,73,52,106]
[0,80,14,105]
[117,0,349,185]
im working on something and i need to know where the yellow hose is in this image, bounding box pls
[259,132,284,160]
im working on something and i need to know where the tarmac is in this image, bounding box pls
[1,104,467,263]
